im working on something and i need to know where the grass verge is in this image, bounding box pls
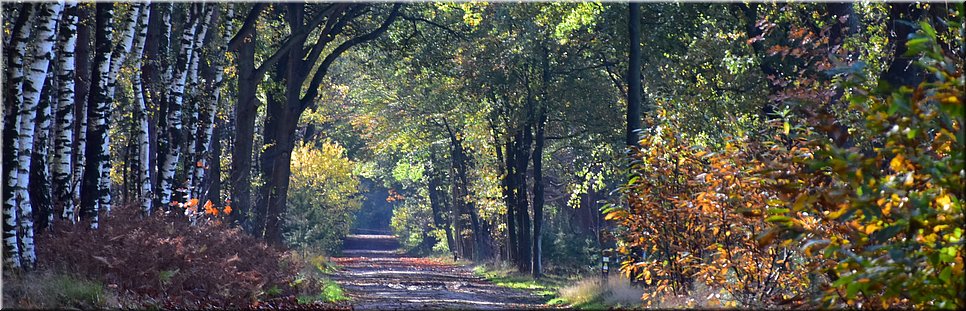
[473,263,647,309]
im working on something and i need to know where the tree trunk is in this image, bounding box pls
[184,6,216,201]
[427,156,455,254]
[131,2,153,214]
[514,126,532,273]
[81,2,114,229]
[157,4,200,207]
[17,1,65,267]
[207,122,222,204]
[3,3,35,268]
[501,136,518,263]
[30,65,56,231]
[52,1,78,222]
[106,3,141,97]
[69,3,91,223]
[190,5,230,202]
[143,2,171,211]
[626,3,642,146]
[531,46,550,277]
[230,19,257,231]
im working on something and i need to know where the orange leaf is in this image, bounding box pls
[223,205,232,215]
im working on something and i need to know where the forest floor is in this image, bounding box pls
[328,235,550,310]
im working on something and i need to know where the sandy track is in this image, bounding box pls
[328,235,548,310]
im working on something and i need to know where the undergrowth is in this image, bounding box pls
[4,205,345,309]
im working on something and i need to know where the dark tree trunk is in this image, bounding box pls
[71,5,91,216]
[626,3,642,146]
[207,123,222,204]
[501,135,519,263]
[427,153,454,254]
[446,125,487,260]
[531,46,550,277]
[514,126,532,273]
[230,22,257,231]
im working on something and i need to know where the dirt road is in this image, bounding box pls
[328,234,549,310]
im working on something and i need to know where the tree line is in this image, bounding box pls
[2,2,400,269]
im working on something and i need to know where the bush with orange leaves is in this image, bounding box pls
[759,15,964,308]
[607,112,811,308]
[611,11,964,309]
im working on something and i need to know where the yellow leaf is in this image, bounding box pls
[604,210,626,221]
[890,154,910,172]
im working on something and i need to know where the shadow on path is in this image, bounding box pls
[328,234,549,310]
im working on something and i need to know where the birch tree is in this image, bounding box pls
[69,4,92,223]
[157,4,201,207]
[81,3,115,229]
[3,3,35,269]
[52,0,79,222]
[16,0,65,267]
[129,2,153,214]
[189,5,232,201]
[183,6,216,201]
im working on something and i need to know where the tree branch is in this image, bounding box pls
[401,13,464,40]
[302,6,357,71]
[227,3,265,51]
[254,3,349,79]
[300,4,401,107]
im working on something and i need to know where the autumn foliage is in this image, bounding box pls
[607,113,811,308]
[33,206,299,308]
[611,7,963,309]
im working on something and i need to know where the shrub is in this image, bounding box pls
[762,13,964,308]
[35,206,299,308]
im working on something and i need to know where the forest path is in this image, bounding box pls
[329,234,549,310]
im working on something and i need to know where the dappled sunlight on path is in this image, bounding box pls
[329,235,549,310]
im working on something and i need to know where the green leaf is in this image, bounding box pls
[846,281,862,298]
[939,266,952,282]
[939,246,957,263]
[766,208,789,215]
[832,273,856,287]
[918,21,936,39]
[906,129,918,139]
[765,215,791,223]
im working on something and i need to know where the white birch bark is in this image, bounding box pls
[185,5,215,200]
[3,4,35,269]
[83,3,115,229]
[52,1,78,222]
[106,3,141,96]
[130,2,153,214]
[190,5,233,201]
[158,6,200,207]
[16,1,64,267]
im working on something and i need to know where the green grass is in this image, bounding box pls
[472,264,573,304]
[320,278,348,302]
[4,272,112,309]
[473,264,647,309]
